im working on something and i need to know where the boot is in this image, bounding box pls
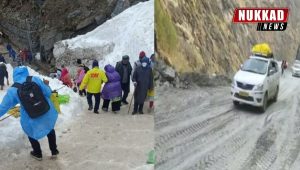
[51,150,59,159]
[30,151,42,161]
[88,105,93,111]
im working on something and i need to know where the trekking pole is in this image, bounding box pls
[128,87,136,114]
[0,114,12,122]
[54,85,66,91]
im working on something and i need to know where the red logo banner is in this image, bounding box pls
[232,8,289,23]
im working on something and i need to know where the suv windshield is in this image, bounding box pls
[241,58,268,75]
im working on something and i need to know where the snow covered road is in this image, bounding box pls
[0,98,154,170]
[155,71,300,170]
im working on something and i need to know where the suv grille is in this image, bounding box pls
[234,93,254,101]
[237,81,254,90]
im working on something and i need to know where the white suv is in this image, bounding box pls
[231,56,280,112]
[292,60,300,77]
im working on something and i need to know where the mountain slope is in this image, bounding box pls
[156,0,300,78]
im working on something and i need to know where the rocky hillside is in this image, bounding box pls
[155,0,300,85]
[0,0,147,64]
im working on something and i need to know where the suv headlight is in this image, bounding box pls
[254,84,264,91]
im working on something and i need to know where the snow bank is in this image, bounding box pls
[53,0,154,69]
[0,64,83,144]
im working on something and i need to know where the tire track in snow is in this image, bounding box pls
[155,92,231,129]
[155,72,300,170]
[156,109,238,169]
[275,96,300,170]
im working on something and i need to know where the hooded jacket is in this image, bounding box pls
[0,54,6,64]
[61,73,73,88]
[101,65,122,100]
[60,67,72,87]
[0,66,58,140]
[79,66,108,93]
[60,68,69,80]
[132,57,153,104]
[75,67,85,84]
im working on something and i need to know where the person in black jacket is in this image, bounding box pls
[132,57,153,114]
[115,55,132,104]
[0,62,9,90]
[0,54,6,63]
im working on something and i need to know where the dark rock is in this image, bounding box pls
[129,0,148,5]
[111,0,130,17]
[35,0,45,7]
[95,15,108,25]
[76,17,95,30]
[67,10,82,19]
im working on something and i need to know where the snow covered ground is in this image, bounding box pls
[155,71,300,170]
[53,0,154,71]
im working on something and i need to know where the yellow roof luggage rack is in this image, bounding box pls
[252,43,273,58]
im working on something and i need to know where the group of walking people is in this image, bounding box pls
[82,51,155,114]
[6,43,33,65]
[50,51,155,115]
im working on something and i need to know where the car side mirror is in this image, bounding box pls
[268,69,276,76]
[240,64,243,69]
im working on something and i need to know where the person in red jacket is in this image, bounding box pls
[20,49,28,64]
[281,60,288,75]
[60,65,73,88]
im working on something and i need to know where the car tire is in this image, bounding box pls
[233,101,239,106]
[260,93,268,113]
[273,86,279,102]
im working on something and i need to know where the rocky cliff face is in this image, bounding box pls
[0,0,147,63]
[156,0,300,84]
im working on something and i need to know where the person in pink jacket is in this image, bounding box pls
[75,64,87,96]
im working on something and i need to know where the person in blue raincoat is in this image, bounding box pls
[0,66,59,160]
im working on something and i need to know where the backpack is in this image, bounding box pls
[12,76,50,118]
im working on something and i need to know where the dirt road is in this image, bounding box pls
[155,71,300,170]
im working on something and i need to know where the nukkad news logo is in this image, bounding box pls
[232,8,289,31]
